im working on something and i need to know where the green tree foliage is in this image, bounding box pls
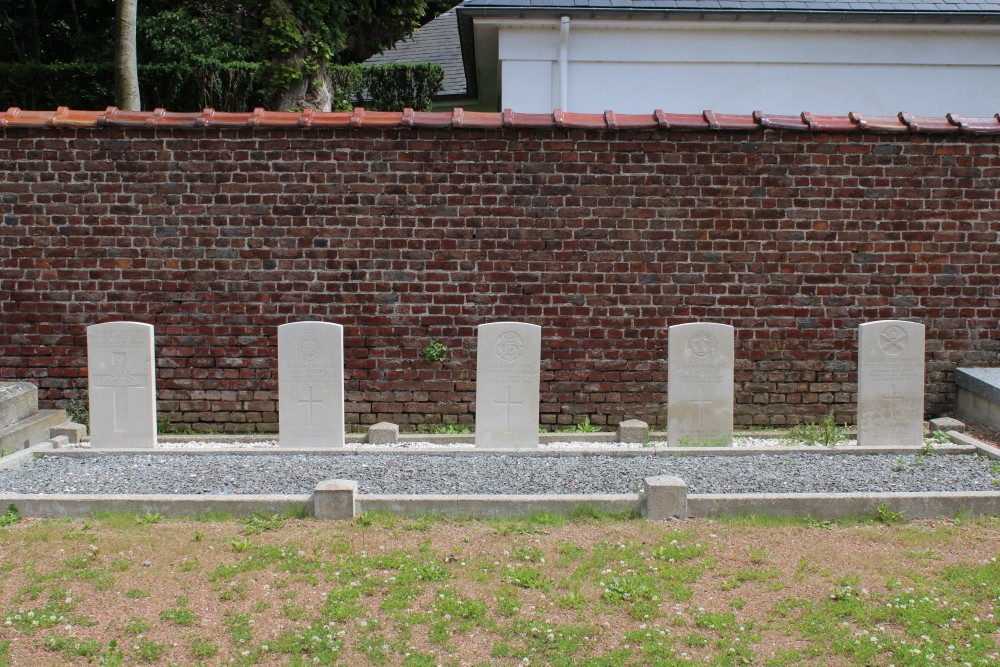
[0,0,448,111]
[259,0,439,110]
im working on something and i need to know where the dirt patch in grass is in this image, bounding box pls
[0,511,997,666]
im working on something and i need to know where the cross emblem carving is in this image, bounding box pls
[886,384,907,420]
[299,386,324,428]
[92,351,146,433]
[689,387,713,429]
[495,385,523,432]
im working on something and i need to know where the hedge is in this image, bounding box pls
[0,61,445,112]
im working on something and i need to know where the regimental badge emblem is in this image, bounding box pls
[494,331,525,362]
[298,326,322,360]
[878,325,908,356]
[686,330,717,360]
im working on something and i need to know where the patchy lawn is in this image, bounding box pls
[0,507,997,666]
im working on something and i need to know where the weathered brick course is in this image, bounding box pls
[1,127,998,431]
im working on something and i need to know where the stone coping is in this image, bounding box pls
[2,430,997,521]
[956,367,1000,404]
[40,444,976,458]
[2,490,998,521]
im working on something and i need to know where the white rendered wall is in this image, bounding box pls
[495,21,1000,115]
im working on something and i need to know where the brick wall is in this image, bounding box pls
[1,126,998,432]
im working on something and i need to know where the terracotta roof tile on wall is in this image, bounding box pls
[3,106,1000,134]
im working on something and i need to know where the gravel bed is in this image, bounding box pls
[83,435,795,451]
[1,452,997,496]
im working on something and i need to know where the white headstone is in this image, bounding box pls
[857,320,925,447]
[475,322,541,449]
[667,322,735,447]
[87,321,156,448]
[278,321,345,448]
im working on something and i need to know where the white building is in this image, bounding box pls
[441,0,1000,115]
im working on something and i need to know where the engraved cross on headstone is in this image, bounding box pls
[92,351,146,433]
[495,385,523,432]
[299,386,324,428]
[689,387,713,429]
[887,384,907,420]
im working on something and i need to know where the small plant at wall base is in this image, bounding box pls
[785,412,846,447]
[555,417,602,433]
[420,340,449,363]
[66,391,90,433]
[416,423,471,435]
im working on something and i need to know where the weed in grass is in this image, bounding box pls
[511,545,544,562]
[505,565,550,591]
[131,638,166,663]
[0,504,21,527]
[97,639,124,667]
[177,557,200,572]
[43,635,103,659]
[124,588,149,599]
[135,512,164,525]
[748,545,768,564]
[875,503,905,525]
[493,586,521,617]
[192,530,204,542]
[240,512,287,535]
[189,635,219,659]
[159,599,199,626]
[223,612,254,644]
[0,640,8,667]
[282,603,307,620]
[230,535,251,552]
[123,616,149,635]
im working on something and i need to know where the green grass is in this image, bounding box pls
[1,513,998,666]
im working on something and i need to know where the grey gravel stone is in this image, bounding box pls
[0,452,997,496]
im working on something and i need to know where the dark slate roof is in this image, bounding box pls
[366,7,467,98]
[461,0,1000,11]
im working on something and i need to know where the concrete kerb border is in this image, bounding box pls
[0,439,55,471]
[33,444,979,459]
[2,431,998,521]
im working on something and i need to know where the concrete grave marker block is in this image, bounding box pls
[643,475,688,520]
[278,321,345,448]
[475,322,541,449]
[312,479,357,519]
[857,320,925,447]
[667,322,734,447]
[87,321,156,449]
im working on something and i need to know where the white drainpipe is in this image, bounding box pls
[559,16,570,111]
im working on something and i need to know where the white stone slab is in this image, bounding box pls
[857,320,925,447]
[667,322,734,447]
[278,321,345,448]
[475,322,541,449]
[87,321,156,449]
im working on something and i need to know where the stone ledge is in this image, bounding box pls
[0,382,37,430]
[0,409,68,452]
[956,368,1000,404]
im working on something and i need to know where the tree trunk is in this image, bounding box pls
[272,55,333,112]
[114,0,140,111]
